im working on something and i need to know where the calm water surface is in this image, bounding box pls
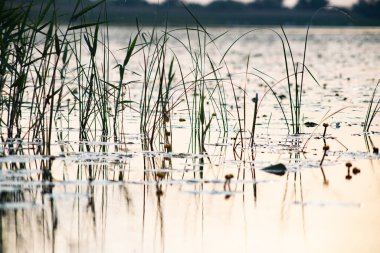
[1,26,380,253]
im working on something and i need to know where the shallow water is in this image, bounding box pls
[1,26,380,253]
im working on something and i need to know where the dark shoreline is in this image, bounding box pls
[7,0,380,27]
[104,7,380,27]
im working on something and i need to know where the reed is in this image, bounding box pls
[135,22,230,156]
[2,1,375,168]
[0,0,230,162]
[1,0,55,154]
[0,0,111,156]
[274,25,320,134]
[363,79,380,132]
[68,1,111,152]
[138,25,172,151]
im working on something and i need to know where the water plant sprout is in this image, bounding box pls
[363,79,380,132]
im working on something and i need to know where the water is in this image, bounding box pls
[1,26,380,253]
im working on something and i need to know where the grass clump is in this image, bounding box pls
[363,79,380,132]
[0,0,126,156]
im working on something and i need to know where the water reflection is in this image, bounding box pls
[1,149,380,253]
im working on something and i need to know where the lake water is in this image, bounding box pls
[1,26,380,253]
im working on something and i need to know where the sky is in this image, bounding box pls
[180,0,359,7]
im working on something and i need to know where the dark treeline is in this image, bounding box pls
[7,0,380,25]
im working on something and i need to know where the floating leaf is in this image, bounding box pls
[304,122,318,127]
[120,100,136,104]
[262,163,287,176]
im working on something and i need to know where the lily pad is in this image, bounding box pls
[262,163,287,176]
[304,122,318,127]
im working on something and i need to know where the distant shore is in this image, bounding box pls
[104,6,380,27]
[10,0,380,27]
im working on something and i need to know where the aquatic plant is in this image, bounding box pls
[1,1,378,183]
[320,144,329,166]
[137,25,175,152]
[0,0,48,153]
[0,0,126,156]
[272,25,321,135]
[113,32,139,142]
[345,162,353,180]
[220,26,321,137]
[363,79,380,132]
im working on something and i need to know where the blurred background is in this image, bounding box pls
[8,0,380,26]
